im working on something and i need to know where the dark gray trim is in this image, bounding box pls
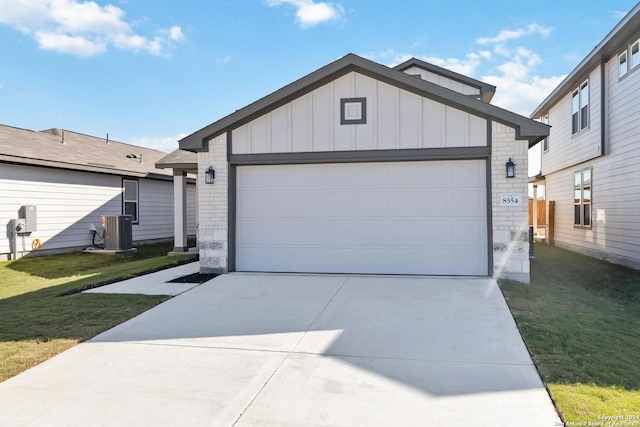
[531,3,640,118]
[154,162,197,170]
[228,163,237,272]
[340,97,367,125]
[231,155,494,277]
[227,130,233,157]
[393,57,496,103]
[485,122,494,277]
[600,61,608,156]
[180,53,548,151]
[229,147,491,165]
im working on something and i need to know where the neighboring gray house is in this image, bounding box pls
[530,4,640,270]
[180,53,549,283]
[0,125,197,259]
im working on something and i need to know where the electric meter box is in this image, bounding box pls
[102,215,133,250]
[18,205,37,233]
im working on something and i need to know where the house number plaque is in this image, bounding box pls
[500,193,522,206]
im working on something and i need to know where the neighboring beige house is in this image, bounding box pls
[0,125,197,259]
[180,53,548,283]
[530,4,640,270]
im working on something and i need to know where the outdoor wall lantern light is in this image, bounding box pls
[205,166,215,184]
[506,158,515,178]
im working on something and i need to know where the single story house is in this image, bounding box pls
[0,124,197,259]
[180,53,549,283]
[530,3,640,270]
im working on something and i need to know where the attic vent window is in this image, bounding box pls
[340,98,366,125]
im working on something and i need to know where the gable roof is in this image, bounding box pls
[155,149,197,170]
[0,124,174,180]
[180,53,548,152]
[393,57,496,103]
[531,3,640,118]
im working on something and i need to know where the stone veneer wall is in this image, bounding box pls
[198,133,229,274]
[491,122,530,284]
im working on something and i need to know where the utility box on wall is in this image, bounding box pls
[102,215,133,250]
[18,205,37,233]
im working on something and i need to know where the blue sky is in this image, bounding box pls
[0,0,637,157]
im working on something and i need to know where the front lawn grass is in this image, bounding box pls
[500,243,640,423]
[0,241,197,383]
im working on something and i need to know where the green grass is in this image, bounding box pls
[500,243,640,423]
[0,241,197,382]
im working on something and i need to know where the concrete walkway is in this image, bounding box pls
[83,261,201,296]
[0,273,561,426]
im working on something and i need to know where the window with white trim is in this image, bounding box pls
[123,179,139,223]
[574,169,591,228]
[631,40,640,69]
[572,81,589,135]
[619,51,628,77]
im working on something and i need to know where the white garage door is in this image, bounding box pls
[236,160,487,275]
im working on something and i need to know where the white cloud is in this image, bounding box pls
[126,133,189,154]
[216,55,232,65]
[483,68,566,115]
[0,0,184,57]
[362,23,564,116]
[266,0,344,28]
[476,23,551,45]
[362,49,482,76]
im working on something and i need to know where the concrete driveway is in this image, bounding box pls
[0,274,561,426]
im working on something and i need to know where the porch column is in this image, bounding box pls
[173,170,188,252]
[532,184,538,237]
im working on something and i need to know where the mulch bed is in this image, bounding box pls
[167,273,219,284]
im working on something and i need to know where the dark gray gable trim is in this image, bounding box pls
[180,53,548,152]
[229,147,490,165]
[393,57,496,103]
[531,3,640,119]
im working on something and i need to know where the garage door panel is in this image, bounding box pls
[421,220,453,243]
[238,192,264,218]
[420,190,451,216]
[389,191,421,216]
[237,220,265,245]
[453,220,486,243]
[236,160,488,275]
[453,249,486,275]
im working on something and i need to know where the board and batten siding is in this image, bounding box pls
[541,65,602,175]
[232,71,487,155]
[544,52,640,269]
[402,66,481,97]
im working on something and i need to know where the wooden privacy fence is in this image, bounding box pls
[528,199,546,226]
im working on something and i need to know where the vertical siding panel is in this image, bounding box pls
[445,107,469,147]
[354,73,377,151]
[311,84,332,152]
[423,98,445,148]
[291,95,312,152]
[399,90,421,149]
[231,125,249,154]
[469,115,488,146]
[270,105,289,153]
[333,74,354,151]
[376,81,399,150]
[249,115,269,154]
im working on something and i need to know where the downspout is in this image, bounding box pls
[600,60,608,155]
